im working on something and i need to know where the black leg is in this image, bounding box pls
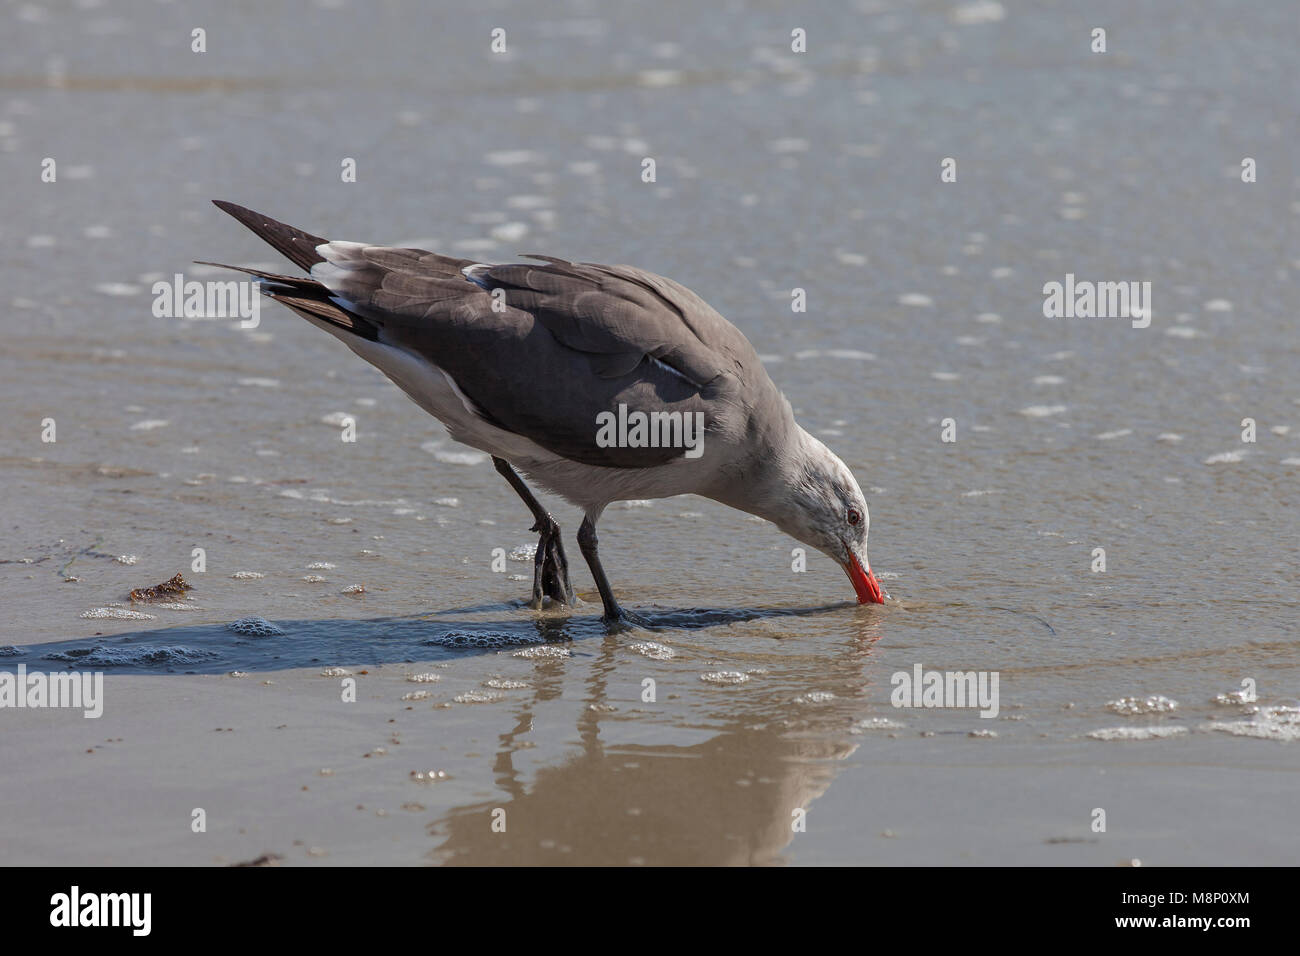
[492,457,573,606]
[577,515,647,628]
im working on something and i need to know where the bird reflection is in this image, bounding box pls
[427,608,888,865]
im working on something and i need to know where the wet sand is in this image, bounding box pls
[1,0,1297,865]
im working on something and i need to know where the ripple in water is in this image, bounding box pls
[453,690,504,704]
[513,645,571,659]
[1086,726,1188,741]
[1106,695,1178,716]
[794,691,837,704]
[1213,690,1252,706]
[628,641,674,660]
[483,678,529,689]
[700,670,749,685]
[1204,705,1300,742]
[424,630,544,649]
[45,644,220,667]
[228,617,285,637]
[851,717,905,732]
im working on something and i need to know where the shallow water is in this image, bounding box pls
[1,0,1297,865]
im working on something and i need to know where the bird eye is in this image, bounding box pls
[847,507,861,526]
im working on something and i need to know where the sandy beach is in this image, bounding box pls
[1,0,1297,866]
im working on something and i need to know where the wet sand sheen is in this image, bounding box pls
[1,0,1298,864]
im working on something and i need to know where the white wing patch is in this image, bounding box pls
[313,239,368,262]
[438,367,485,418]
[460,263,493,290]
[311,241,370,297]
[651,356,703,388]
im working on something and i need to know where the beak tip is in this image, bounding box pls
[847,554,887,604]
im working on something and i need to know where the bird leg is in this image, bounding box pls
[492,457,573,607]
[577,515,649,628]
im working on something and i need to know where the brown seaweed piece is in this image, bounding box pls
[129,572,193,603]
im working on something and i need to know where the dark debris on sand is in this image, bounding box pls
[129,572,193,603]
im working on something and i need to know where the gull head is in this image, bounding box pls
[761,430,885,604]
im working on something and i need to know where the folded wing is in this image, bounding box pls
[312,243,759,467]
[212,202,765,469]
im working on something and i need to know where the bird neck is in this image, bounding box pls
[711,422,820,529]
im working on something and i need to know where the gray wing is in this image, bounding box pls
[312,243,763,467]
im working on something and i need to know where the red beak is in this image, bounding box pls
[846,552,885,604]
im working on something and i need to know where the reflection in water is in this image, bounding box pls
[429,612,887,865]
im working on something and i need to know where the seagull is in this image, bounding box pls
[205,201,885,625]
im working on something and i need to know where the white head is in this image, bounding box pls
[740,428,885,604]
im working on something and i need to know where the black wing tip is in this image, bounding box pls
[211,199,277,229]
[210,199,269,230]
[211,199,251,217]
[209,199,328,271]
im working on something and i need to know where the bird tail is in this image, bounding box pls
[197,199,386,346]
